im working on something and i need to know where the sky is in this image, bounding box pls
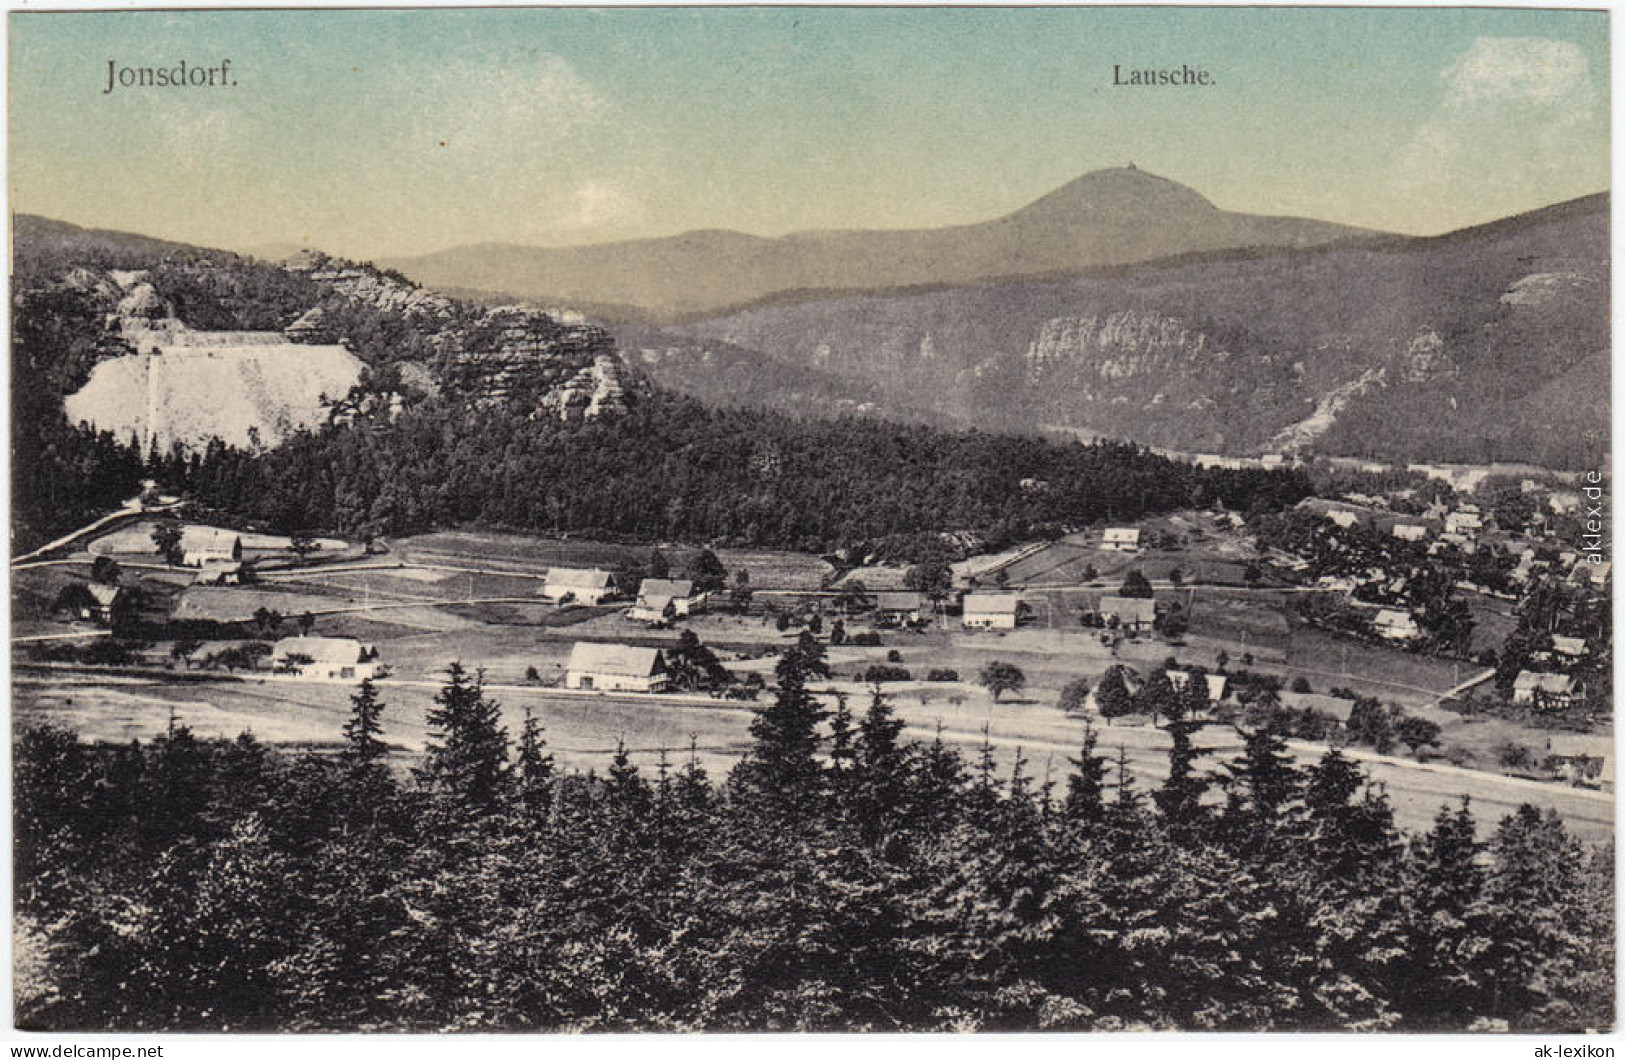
[7,6,1612,259]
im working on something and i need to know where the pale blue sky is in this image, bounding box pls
[9,6,1610,258]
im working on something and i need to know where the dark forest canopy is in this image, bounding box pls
[11,220,1313,555]
[44,391,1311,558]
[13,656,1614,1032]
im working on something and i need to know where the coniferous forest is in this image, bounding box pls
[14,637,1614,1032]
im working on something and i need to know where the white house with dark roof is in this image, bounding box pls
[565,642,669,693]
[542,568,618,605]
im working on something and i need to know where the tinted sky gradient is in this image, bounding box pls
[9,6,1611,258]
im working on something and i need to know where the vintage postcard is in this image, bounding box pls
[7,3,1613,1041]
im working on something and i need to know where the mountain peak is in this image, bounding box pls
[1006,166,1218,224]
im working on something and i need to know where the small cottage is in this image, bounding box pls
[1102,527,1142,552]
[542,568,618,606]
[180,526,243,568]
[628,578,699,622]
[271,636,380,682]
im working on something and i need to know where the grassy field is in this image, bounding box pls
[17,519,1610,844]
[396,530,672,574]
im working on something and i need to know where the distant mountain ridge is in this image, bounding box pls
[635,193,1609,469]
[382,167,1378,319]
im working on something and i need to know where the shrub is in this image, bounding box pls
[863,664,912,683]
[850,631,882,647]
[925,668,959,682]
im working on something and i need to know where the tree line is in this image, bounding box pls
[14,636,1613,1031]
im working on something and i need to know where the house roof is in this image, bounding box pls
[637,578,693,600]
[963,592,1021,615]
[1103,527,1141,544]
[547,568,614,590]
[1552,635,1588,656]
[87,583,122,606]
[873,591,928,611]
[1514,670,1577,695]
[1374,609,1418,628]
[180,526,240,552]
[273,636,370,665]
[1099,596,1156,622]
[567,642,666,677]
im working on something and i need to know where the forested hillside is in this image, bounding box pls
[13,217,1308,557]
[15,643,1614,1031]
[651,195,1608,466]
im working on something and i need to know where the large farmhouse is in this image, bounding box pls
[271,637,380,682]
[565,642,670,693]
[961,593,1021,630]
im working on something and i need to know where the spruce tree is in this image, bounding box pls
[512,709,555,823]
[730,632,830,818]
[1062,718,1109,826]
[415,662,511,825]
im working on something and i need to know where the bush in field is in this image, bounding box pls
[863,664,912,684]
[850,631,882,647]
[925,668,959,682]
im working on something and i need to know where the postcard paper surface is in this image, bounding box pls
[7,5,1613,1038]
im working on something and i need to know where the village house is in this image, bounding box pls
[1392,523,1428,543]
[1545,734,1614,789]
[1102,527,1142,552]
[542,567,618,605]
[1097,595,1156,632]
[1444,511,1484,536]
[565,642,670,693]
[1372,608,1421,641]
[962,592,1022,630]
[180,526,242,568]
[271,636,380,682]
[1552,635,1589,661]
[628,578,699,623]
[872,590,930,627]
[1512,670,1582,709]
